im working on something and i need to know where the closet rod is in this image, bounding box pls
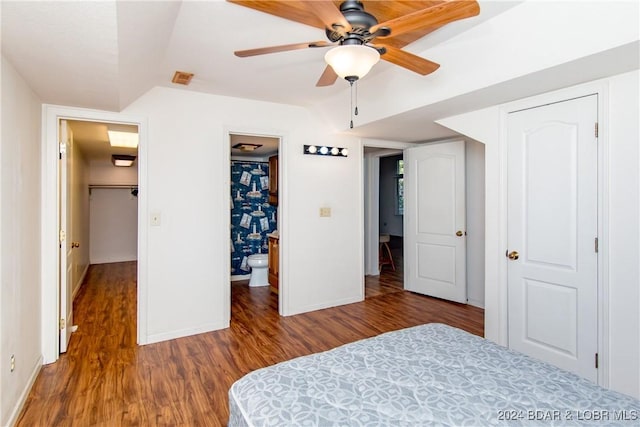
[88,184,138,189]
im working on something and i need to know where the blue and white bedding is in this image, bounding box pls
[228,323,640,426]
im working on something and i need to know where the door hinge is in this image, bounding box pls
[595,237,599,253]
[595,353,599,369]
[59,230,66,243]
[59,318,66,331]
[594,122,599,138]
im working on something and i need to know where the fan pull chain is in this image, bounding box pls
[349,80,354,129]
[354,81,359,116]
[348,80,360,129]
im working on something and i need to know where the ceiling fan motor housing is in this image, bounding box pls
[326,0,379,45]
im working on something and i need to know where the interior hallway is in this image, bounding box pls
[17,261,483,426]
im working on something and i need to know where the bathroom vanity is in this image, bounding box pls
[268,155,278,206]
[268,233,279,293]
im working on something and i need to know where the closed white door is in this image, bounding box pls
[404,140,467,303]
[507,95,598,381]
[59,120,73,353]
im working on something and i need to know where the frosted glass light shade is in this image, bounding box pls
[324,45,380,80]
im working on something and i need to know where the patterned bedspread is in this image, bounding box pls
[228,323,640,426]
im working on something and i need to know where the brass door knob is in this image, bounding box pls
[71,242,80,248]
[456,230,464,237]
[507,251,519,260]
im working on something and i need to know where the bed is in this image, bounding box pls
[228,323,640,426]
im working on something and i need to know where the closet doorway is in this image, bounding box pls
[59,119,139,353]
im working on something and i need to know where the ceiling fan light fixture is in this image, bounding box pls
[324,45,380,81]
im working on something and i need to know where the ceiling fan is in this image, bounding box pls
[229,0,480,86]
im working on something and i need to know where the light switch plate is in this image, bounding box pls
[320,207,331,217]
[150,212,161,226]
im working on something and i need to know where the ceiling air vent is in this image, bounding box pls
[171,71,194,85]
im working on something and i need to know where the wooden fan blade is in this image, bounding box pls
[375,45,440,76]
[301,1,352,33]
[316,65,339,87]
[235,41,332,58]
[371,1,480,39]
[227,0,326,29]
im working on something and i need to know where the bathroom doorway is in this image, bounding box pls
[229,133,280,315]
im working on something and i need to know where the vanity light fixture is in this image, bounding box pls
[303,145,348,157]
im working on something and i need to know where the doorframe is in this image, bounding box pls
[496,82,609,386]
[363,140,413,276]
[41,105,148,363]
[223,127,288,319]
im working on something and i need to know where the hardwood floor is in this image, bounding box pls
[17,261,483,426]
[365,236,404,298]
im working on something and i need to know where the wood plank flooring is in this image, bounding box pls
[17,261,483,426]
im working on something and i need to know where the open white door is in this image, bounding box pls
[59,120,73,353]
[507,95,598,381]
[404,140,467,303]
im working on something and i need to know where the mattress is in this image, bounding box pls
[228,323,640,426]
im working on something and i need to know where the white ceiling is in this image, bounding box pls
[1,1,514,134]
[68,120,138,164]
[2,1,637,144]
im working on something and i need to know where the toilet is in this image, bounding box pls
[247,253,269,287]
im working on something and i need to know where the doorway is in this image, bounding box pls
[228,133,280,316]
[59,119,140,353]
[42,106,147,363]
[363,140,485,307]
[363,149,405,298]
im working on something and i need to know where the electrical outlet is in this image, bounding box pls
[320,207,331,217]
[10,354,15,372]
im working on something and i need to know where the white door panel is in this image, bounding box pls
[507,95,598,381]
[59,120,72,353]
[405,141,466,303]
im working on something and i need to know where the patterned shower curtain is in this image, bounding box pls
[230,161,277,276]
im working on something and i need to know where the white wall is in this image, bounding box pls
[87,157,139,266]
[437,70,640,398]
[89,189,138,264]
[606,71,640,398]
[379,154,403,236]
[122,87,362,344]
[465,139,485,308]
[89,161,138,185]
[0,56,43,427]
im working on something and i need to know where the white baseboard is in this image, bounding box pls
[5,355,43,427]
[284,295,364,317]
[142,321,228,345]
[467,298,485,309]
[72,264,90,300]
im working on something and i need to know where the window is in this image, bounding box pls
[396,159,404,215]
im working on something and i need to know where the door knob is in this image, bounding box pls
[72,242,80,248]
[507,250,519,260]
[456,230,464,237]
